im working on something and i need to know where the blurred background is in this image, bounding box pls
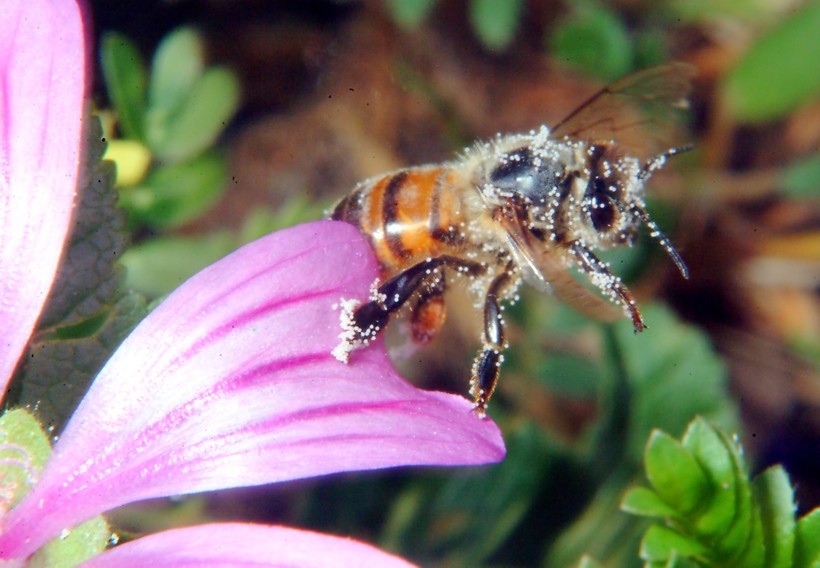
[70,0,820,565]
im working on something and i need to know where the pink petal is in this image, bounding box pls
[0,221,505,558]
[0,0,87,394]
[80,523,417,568]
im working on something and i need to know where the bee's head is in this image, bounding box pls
[578,142,691,277]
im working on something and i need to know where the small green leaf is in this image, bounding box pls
[0,410,52,508]
[548,6,632,82]
[148,27,205,113]
[640,524,709,562]
[753,466,796,568]
[782,153,820,199]
[100,32,147,141]
[723,2,820,123]
[32,515,111,567]
[682,418,738,538]
[120,151,227,229]
[385,0,436,29]
[622,486,679,518]
[146,67,240,163]
[468,0,524,51]
[121,232,236,298]
[794,508,820,568]
[645,430,710,514]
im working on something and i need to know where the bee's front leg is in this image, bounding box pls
[569,241,646,332]
[334,256,481,360]
[470,264,513,417]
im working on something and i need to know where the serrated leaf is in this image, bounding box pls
[385,0,436,29]
[682,418,738,538]
[794,508,820,568]
[548,6,632,82]
[753,466,796,568]
[645,430,710,514]
[640,524,709,562]
[148,27,205,113]
[723,2,820,123]
[728,500,765,568]
[146,67,240,163]
[9,117,147,432]
[16,292,147,432]
[120,151,227,229]
[469,0,524,51]
[708,428,755,563]
[100,32,147,141]
[34,120,125,328]
[622,486,679,518]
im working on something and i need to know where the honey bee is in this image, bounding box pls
[331,63,695,416]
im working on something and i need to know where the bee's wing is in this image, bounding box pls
[550,62,696,158]
[502,217,623,323]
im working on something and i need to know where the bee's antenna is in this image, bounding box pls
[639,145,693,181]
[631,203,689,279]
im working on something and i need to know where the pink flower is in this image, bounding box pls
[0,1,505,565]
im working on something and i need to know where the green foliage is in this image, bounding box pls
[1,410,111,565]
[623,417,820,567]
[122,195,323,298]
[99,27,240,229]
[385,0,436,29]
[100,33,148,141]
[9,118,147,432]
[468,0,525,51]
[548,4,633,82]
[782,153,820,199]
[723,2,820,123]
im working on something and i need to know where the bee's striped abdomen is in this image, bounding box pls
[332,166,465,273]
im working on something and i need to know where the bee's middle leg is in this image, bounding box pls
[470,264,513,417]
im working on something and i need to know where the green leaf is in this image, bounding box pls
[723,2,820,123]
[468,0,524,51]
[794,508,820,568]
[621,486,678,518]
[753,466,796,568]
[120,151,227,229]
[100,32,147,141]
[146,66,240,163]
[681,418,738,538]
[148,27,205,113]
[32,515,111,568]
[9,117,147,431]
[121,231,236,298]
[640,524,709,562]
[548,6,633,82]
[0,410,52,508]
[385,0,436,29]
[782,153,820,199]
[644,431,710,514]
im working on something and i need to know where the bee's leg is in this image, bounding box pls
[336,256,482,356]
[470,265,513,417]
[410,275,447,345]
[569,241,646,332]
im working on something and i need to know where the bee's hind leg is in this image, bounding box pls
[470,264,513,417]
[410,275,447,345]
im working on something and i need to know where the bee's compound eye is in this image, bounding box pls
[588,193,616,232]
